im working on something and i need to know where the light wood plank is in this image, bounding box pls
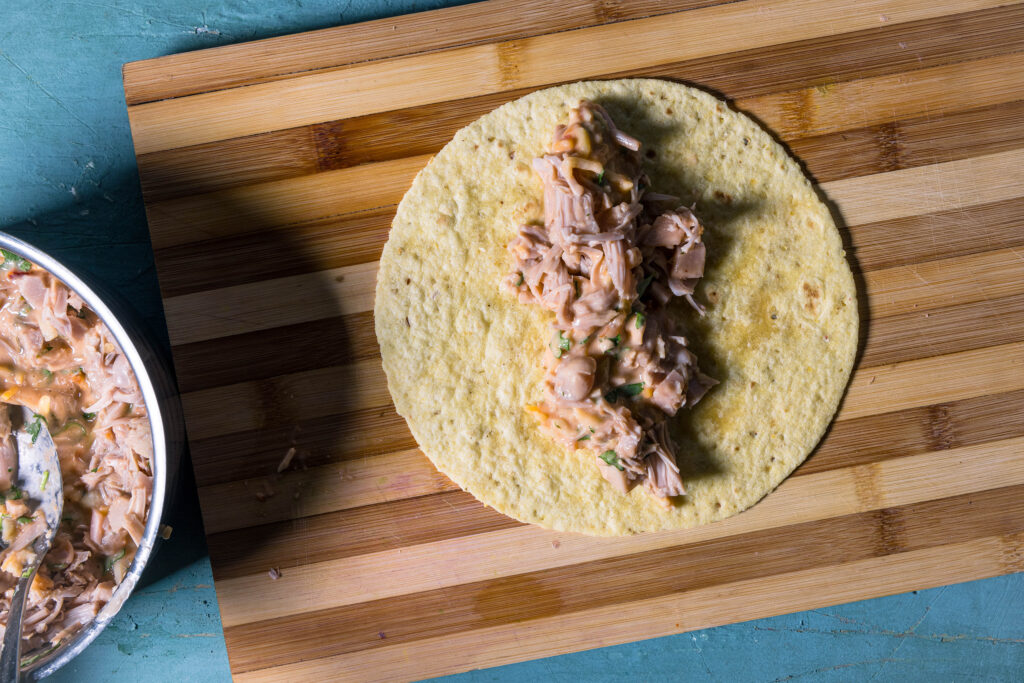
[842,341,1024,421]
[192,387,1024,534]
[134,6,1024,203]
[127,0,1014,154]
[159,151,1024,345]
[147,155,428,251]
[194,335,1024,526]
[824,148,1024,227]
[197,449,458,535]
[122,0,720,105]
[179,323,1024,449]
[864,248,1024,319]
[181,359,390,442]
[742,50,1024,140]
[232,532,1024,681]
[163,261,377,346]
[144,138,1024,258]
[214,437,1024,627]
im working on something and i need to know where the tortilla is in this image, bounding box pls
[374,79,858,535]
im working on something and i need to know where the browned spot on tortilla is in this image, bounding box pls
[803,281,821,314]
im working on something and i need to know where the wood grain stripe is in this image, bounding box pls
[861,292,1024,369]
[192,338,1024,529]
[157,149,1024,345]
[189,403,414,488]
[126,0,1014,154]
[842,341,1024,421]
[180,284,1024,490]
[206,388,1024,577]
[153,208,392,300]
[166,229,1024,396]
[135,4,1024,203]
[739,50,1024,140]
[163,261,377,346]
[146,155,427,251]
[794,99,1024,185]
[164,243,1024,351]
[150,183,1024,304]
[822,148,1024,228]
[231,532,1024,681]
[179,322,1024,455]
[143,78,1024,254]
[219,472,1024,660]
[846,195,1024,272]
[122,0,728,105]
[197,448,457,535]
[863,248,1024,319]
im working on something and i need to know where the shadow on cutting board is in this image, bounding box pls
[155,172,389,581]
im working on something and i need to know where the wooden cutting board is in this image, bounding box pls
[122,0,1024,679]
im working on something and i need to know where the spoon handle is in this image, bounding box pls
[0,568,35,682]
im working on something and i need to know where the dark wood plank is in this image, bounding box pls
[135,4,1024,203]
[222,485,1024,672]
[199,387,1024,565]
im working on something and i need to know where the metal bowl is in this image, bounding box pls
[0,233,185,678]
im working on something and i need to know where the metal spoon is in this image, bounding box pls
[0,407,63,681]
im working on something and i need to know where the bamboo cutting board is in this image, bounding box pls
[123,0,1024,679]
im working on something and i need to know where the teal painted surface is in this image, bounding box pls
[0,1,1020,680]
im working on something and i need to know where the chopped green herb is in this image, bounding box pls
[21,566,32,578]
[26,414,45,444]
[20,643,59,668]
[595,170,605,185]
[580,335,591,345]
[605,382,644,402]
[104,549,126,573]
[634,312,646,329]
[576,434,591,441]
[90,467,98,473]
[83,412,96,421]
[599,450,624,471]
[619,382,644,397]
[554,331,571,357]
[39,344,53,355]
[8,485,22,500]
[515,272,524,287]
[636,273,655,298]
[17,516,31,524]
[40,470,49,490]
[40,368,53,381]
[0,249,32,272]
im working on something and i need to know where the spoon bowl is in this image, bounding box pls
[0,406,64,681]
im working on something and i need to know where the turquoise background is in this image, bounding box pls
[0,1,1020,680]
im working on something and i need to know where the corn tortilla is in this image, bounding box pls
[374,79,858,535]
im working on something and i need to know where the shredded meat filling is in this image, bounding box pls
[505,101,717,503]
[0,252,152,656]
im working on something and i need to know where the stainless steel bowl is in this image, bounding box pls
[0,233,185,678]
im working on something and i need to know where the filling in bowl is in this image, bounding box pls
[0,249,152,658]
